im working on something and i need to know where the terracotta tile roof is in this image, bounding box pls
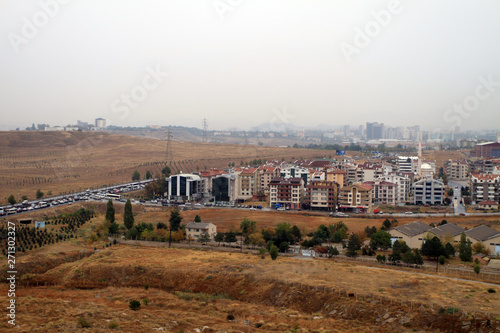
[240,168,258,175]
[471,173,500,181]
[477,200,498,205]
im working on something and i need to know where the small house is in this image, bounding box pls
[389,221,432,249]
[185,222,217,241]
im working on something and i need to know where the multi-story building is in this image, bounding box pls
[324,168,347,188]
[279,166,310,185]
[339,164,364,184]
[362,180,397,205]
[366,122,384,140]
[338,183,372,213]
[269,177,304,210]
[380,174,411,203]
[305,180,339,211]
[469,173,500,205]
[185,222,217,241]
[397,156,419,174]
[236,167,258,201]
[167,173,201,201]
[212,174,236,202]
[256,166,280,193]
[444,159,469,180]
[412,178,445,205]
[470,142,500,158]
[196,169,227,197]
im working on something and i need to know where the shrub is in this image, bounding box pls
[109,320,118,329]
[438,255,446,265]
[474,265,481,275]
[129,300,141,311]
[487,288,496,293]
[269,245,279,260]
[258,247,266,259]
[227,314,235,321]
[142,298,149,306]
[77,316,91,328]
[144,284,149,291]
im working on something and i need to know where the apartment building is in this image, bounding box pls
[362,180,397,205]
[236,167,258,201]
[380,174,411,203]
[444,159,469,180]
[305,180,339,211]
[257,166,280,192]
[469,173,500,205]
[338,183,372,213]
[412,178,445,205]
[269,177,304,210]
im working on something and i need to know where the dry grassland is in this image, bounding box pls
[2,244,499,332]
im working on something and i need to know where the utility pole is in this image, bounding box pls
[165,128,173,164]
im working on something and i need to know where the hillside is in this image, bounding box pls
[0,131,336,205]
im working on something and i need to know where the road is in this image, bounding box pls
[448,180,466,215]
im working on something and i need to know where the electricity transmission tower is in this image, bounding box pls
[165,128,173,164]
[202,118,208,143]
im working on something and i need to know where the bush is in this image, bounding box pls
[487,288,496,293]
[227,314,235,321]
[77,316,91,328]
[438,255,446,265]
[269,245,279,260]
[142,298,149,306]
[109,320,118,329]
[129,300,141,311]
[474,265,481,275]
[258,247,266,259]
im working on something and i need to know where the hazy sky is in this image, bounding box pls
[1,0,500,132]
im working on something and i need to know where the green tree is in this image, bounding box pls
[21,195,28,201]
[105,199,115,223]
[168,208,183,247]
[269,245,279,260]
[275,223,295,245]
[198,233,210,245]
[291,225,302,241]
[345,233,361,257]
[369,230,391,251]
[214,232,225,246]
[224,231,237,243]
[124,199,135,230]
[421,236,447,271]
[445,242,455,257]
[132,170,140,181]
[194,214,202,222]
[474,264,481,274]
[161,166,171,177]
[7,194,16,205]
[36,189,44,199]
[240,218,257,236]
[145,170,152,179]
[458,232,472,262]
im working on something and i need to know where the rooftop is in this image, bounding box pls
[465,225,500,242]
[392,221,432,237]
[430,223,464,238]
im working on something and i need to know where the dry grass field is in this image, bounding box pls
[1,244,499,332]
[2,204,500,332]
[0,131,339,205]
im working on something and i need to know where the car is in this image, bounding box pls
[151,199,158,203]
[405,211,413,215]
[277,207,285,211]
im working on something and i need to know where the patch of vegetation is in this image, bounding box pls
[487,288,496,293]
[77,316,92,328]
[174,292,232,301]
[129,300,141,311]
[109,320,118,329]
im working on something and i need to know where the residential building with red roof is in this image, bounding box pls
[269,177,304,210]
[338,183,372,213]
[470,173,500,204]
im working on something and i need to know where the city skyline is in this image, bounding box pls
[1,1,500,132]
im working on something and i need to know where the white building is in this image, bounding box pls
[95,118,106,130]
[412,178,445,205]
[380,174,411,203]
[166,173,201,201]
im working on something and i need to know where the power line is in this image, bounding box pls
[202,118,208,143]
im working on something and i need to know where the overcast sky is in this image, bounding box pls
[1,0,500,132]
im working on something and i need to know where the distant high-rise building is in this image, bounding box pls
[95,118,106,130]
[366,122,384,140]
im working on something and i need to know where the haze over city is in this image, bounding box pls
[1,0,500,132]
